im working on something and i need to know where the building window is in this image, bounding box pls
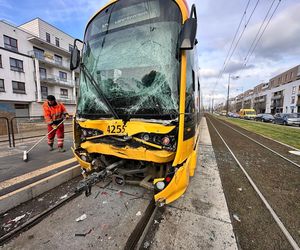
[10,58,24,72]
[54,54,62,65]
[59,71,67,81]
[60,88,68,97]
[0,54,2,68]
[55,37,60,47]
[12,81,26,94]
[39,68,47,79]
[291,96,295,104]
[3,35,18,52]
[292,86,296,95]
[69,44,73,53]
[46,33,51,43]
[291,72,294,78]
[41,86,48,98]
[0,79,4,92]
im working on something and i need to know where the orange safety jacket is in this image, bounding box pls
[43,101,67,125]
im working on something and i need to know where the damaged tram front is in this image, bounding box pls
[71,0,201,204]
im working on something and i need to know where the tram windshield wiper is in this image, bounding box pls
[80,63,120,119]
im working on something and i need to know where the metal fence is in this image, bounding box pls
[0,117,12,147]
[0,116,73,147]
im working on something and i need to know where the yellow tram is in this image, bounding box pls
[70,0,201,204]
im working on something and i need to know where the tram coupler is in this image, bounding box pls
[75,170,107,196]
[75,160,125,196]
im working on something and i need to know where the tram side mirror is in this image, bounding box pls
[179,4,197,50]
[70,38,83,70]
[70,45,80,70]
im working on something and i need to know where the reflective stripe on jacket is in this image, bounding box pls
[43,101,67,124]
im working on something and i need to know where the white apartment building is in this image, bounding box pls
[0,21,36,117]
[233,65,300,114]
[0,18,82,118]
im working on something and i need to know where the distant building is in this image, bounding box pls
[232,65,300,114]
[0,18,82,119]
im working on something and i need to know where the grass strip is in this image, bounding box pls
[215,115,300,149]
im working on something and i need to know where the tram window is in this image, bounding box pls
[185,50,195,113]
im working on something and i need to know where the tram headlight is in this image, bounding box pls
[155,181,165,190]
[81,128,103,138]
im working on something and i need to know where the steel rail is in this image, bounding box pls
[212,116,300,169]
[0,192,80,246]
[124,199,158,250]
[207,116,300,250]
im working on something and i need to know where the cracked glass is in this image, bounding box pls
[77,0,182,119]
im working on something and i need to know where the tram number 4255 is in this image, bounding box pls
[107,124,126,133]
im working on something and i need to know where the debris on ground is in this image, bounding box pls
[102,201,108,204]
[124,202,129,210]
[75,228,93,237]
[76,214,87,222]
[60,194,68,199]
[116,190,123,197]
[108,236,112,240]
[154,220,159,224]
[38,198,44,202]
[101,191,108,196]
[238,188,243,192]
[94,191,101,199]
[136,211,142,216]
[11,214,26,223]
[233,214,241,222]
[144,241,150,248]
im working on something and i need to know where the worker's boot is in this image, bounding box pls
[49,144,54,151]
[58,147,66,152]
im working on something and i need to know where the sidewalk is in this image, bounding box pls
[149,117,237,249]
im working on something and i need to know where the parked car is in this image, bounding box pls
[255,113,274,123]
[273,113,300,126]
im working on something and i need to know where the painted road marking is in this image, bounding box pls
[0,158,76,191]
[289,150,300,156]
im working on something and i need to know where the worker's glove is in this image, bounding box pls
[65,114,70,119]
[52,125,58,130]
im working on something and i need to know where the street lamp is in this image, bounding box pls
[226,74,239,116]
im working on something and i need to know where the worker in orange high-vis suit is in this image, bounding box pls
[43,95,69,152]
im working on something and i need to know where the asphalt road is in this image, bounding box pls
[0,133,74,183]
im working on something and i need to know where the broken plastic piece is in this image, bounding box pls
[60,194,68,199]
[136,211,142,216]
[76,214,87,222]
[233,214,241,222]
[11,214,26,223]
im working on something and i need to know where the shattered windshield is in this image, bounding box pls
[77,0,182,119]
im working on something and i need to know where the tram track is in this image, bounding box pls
[206,114,300,249]
[0,192,80,246]
[0,175,160,249]
[216,116,300,165]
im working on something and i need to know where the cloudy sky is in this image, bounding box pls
[1,0,299,107]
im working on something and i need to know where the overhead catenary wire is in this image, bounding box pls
[222,0,251,70]
[222,0,260,74]
[244,0,282,66]
[243,0,276,64]
[211,0,260,102]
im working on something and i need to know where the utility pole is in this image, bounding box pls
[226,74,230,116]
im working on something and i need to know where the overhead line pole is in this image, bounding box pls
[226,74,231,116]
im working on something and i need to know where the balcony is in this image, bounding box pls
[27,36,70,57]
[39,92,76,104]
[29,50,70,70]
[254,97,266,103]
[271,95,282,100]
[40,74,75,87]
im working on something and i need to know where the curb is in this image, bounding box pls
[0,165,81,214]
